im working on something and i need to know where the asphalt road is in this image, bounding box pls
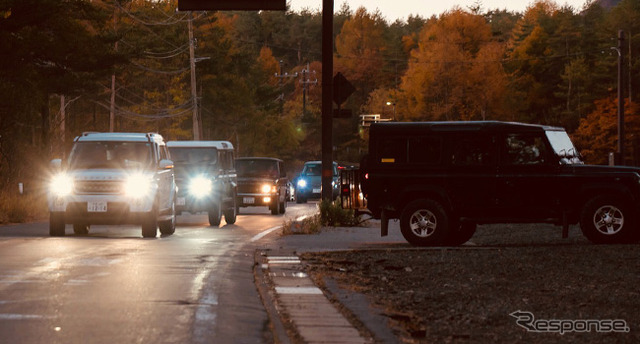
[0,202,317,344]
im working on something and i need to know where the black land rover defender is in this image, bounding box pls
[351,121,640,246]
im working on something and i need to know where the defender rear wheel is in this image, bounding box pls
[400,199,450,246]
[580,196,636,244]
[49,213,65,237]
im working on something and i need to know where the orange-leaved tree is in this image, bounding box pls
[398,8,507,121]
[572,97,640,165]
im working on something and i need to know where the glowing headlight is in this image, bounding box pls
[189,176,213,198]
[50,174,74,197]
[261,184,274,194]
[124,174,153,198]
[297,179,307,188]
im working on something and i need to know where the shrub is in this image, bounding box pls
[319,199,361,227]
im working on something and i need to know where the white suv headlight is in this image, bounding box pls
[124,174,154,198]
[50,174,74,197]
[189,176,213,198]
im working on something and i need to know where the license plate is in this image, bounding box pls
[177,197,186,206]
[243,197,255,204]
[87,201,107,212]
[312,188,321,194]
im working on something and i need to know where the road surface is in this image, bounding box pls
[0,202,316,344]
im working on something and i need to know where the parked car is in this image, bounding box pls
[346,121,640,246]
[47,132,176,238]
[236,157,288,215]
[166,141,237,226]
[295,161,339,203]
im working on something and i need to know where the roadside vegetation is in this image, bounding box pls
[0,191,47,224]
[282,199,363,235]
[3,0,640,223]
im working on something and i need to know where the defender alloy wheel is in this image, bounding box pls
[580,196,635,244]
[400,199,450,246]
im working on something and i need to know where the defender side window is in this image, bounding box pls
[450,136,494,166]
[503,134,547,165]
[408,137,441,164]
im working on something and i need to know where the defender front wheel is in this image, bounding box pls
[400,199,450,246]
[580,196,636,244]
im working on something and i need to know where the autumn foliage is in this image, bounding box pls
[2,0,640,194]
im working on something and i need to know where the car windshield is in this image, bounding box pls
[69,142,153,169]
[545,130,584,165]
[302,163,338,176]
[236,159,279,178]
[168,147,218,165]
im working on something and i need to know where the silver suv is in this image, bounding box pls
[47,132,177,238]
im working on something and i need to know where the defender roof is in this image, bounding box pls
[166,141,233,150]
[370,121,564,135]
[236,157,283,163]
[75,132,165,143]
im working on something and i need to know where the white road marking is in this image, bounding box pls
[275,287,323,295]
[250,226,281,242]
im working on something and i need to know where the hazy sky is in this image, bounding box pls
[289,0,590,22]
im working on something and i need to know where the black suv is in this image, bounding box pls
[357,121,640,246]
[236,157,288,215]
[167,141,237,226]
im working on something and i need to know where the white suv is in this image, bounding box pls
[47,132,177,238]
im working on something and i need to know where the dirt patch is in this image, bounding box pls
[302,224,640,343]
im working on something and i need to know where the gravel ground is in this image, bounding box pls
[301,223,640,343]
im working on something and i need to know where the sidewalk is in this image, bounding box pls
[255,220,405,343]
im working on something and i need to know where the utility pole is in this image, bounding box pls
[617,30,625,165]
[300,62,317,117]
[110,6,118,133]
[321,0,334,203]
[188,12,201,140]
[274,60,298,115]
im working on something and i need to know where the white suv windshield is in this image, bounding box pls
[545,131,583,165]
[69,142,153,169]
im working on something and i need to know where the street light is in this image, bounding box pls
[386,101,396,121]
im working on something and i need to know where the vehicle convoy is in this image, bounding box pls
[47,132,176,238]
[342,121,640,246]
[166,141,237,226]
[295,160,339,203]
[235,157,288,215]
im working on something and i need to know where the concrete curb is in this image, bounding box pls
[256,249,372,343]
